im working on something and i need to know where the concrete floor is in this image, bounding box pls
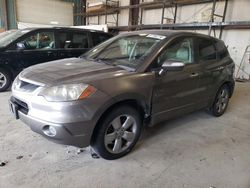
[0,82,250,188]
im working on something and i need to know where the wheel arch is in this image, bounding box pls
[90,95,150,144]
[0,65,14,80]
[209,80,234,108]
[217,80,234,98]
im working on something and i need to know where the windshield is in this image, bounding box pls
[0,29,31,47]
[84,34,164,69]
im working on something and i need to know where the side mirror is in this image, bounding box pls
[159,61,185,76]
[162,61,185,71]
[16,42,25,50]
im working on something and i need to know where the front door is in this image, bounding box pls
[11,30,57,71]
[151,37,202,125]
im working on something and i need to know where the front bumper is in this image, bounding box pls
[10,96,93,147]
[10,88,111,148]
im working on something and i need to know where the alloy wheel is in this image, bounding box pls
[0,73,7,89]
[104,115,138,154]
[215,88,229,114]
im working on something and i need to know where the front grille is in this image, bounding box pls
[11,97,29,115]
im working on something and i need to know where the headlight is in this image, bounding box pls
[39,84,96,102]
[12,76,21,91]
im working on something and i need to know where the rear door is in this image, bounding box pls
[196,37,226,108]
[150,36,202,124]
[56,30,90,59]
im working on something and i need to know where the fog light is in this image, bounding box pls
[43,125,57,137]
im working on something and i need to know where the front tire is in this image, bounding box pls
[91,105,142,160]
[210,85,230,117]
[0,68,11,92]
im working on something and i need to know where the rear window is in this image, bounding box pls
[198,38,217,61]
[91,32,112,46]
[214,40,229,59]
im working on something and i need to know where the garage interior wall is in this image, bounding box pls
[16,0,74,27]
[142,0,250,79]
[86,0,250,79]
[87,0,130,26]
[0,0,17,30]
[0,0,7,30]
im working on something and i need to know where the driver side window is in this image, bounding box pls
[17,32,55,50]
[153,37,194,68]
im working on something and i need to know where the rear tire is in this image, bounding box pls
[210,85,230,117]
[0,68,11,92]
[91,105,142,160]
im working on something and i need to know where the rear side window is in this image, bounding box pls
[58,32,69,48]
[214,40,229,60]
[71,33,89,48]
[57,32,88,49]
[92,32,111,46]
[198,38,217,61]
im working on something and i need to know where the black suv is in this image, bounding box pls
[0,27,113,91]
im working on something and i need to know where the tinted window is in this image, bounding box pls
[198,38,216,61]
[71,33,88,48]
[58,32,88,49]
[18,31,55,50]
[214,40,229,60]
[58,32,69,48]
[155,37,194,67]
[92,33,111,46]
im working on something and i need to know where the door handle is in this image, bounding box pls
[47,51,56,57]
[190,73,199,78]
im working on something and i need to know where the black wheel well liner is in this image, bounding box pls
[222,81,234,97]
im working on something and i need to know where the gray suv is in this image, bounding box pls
[10,30,235,160]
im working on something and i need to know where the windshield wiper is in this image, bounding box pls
[80,56,115,66]
[95,58,116,66]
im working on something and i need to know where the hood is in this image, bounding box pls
[19,58,132,86]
